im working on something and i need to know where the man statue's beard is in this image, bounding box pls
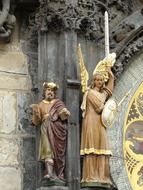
[45,94,55,101]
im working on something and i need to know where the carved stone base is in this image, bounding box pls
[80,182,117,190]
[81,182,112,188]
[40,177,66,186]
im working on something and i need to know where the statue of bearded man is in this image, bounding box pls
[31,82,70,181]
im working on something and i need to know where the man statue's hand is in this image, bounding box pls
[59,108,70,120]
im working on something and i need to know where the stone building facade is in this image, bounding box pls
[1,0,143,190]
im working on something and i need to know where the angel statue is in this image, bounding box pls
[77,44,116,188]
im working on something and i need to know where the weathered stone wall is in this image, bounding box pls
[0,19,37,189]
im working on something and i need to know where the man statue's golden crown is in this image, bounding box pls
[43,82,59,91]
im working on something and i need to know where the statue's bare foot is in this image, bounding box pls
[44,174,51,179]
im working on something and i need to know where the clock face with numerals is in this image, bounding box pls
[124,82,143,190]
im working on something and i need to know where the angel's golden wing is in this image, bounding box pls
[77,44,89,93]
[93,59,109,82]
[93,52,116,82]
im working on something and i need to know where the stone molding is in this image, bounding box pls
[114,31,143,78]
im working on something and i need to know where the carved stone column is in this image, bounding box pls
[64,31,80,190]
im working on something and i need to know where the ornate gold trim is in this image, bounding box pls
[123,82,143,190]
[80,148,112,155]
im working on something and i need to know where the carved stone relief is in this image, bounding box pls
[0,0,16,42]
[113,34,143,78]
[35,0,133,41]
